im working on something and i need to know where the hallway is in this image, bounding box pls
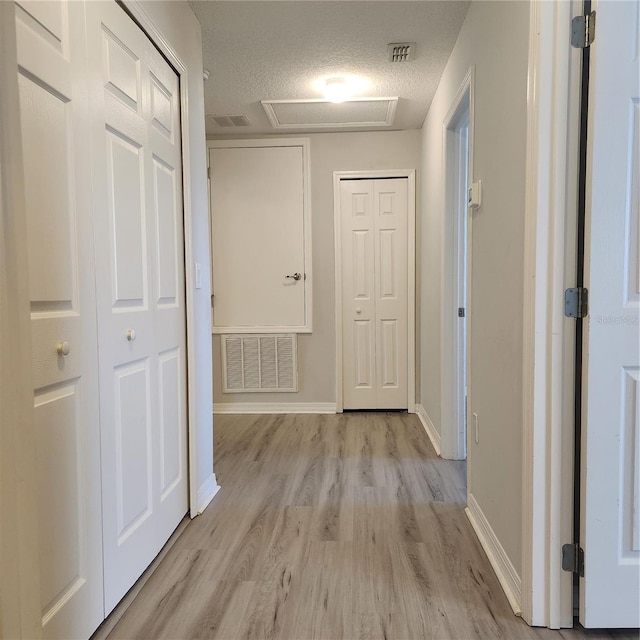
[99,414,635,639]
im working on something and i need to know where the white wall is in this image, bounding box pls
[211,130,422,408]
[420,0,530,574]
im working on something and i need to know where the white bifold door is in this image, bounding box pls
[16,0,188,635]
[85,0,188,615]
[579,0,640,628]
[340,179,408,410]
[16,1,104,637]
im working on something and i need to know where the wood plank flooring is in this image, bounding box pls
[100,413,638,640]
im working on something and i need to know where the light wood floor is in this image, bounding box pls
[101,413,638,640]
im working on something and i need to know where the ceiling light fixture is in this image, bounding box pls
[324,77,352,103]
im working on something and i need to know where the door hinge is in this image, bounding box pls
[571,11,596,48]
[562,543,584,576]
[564,287,589,318]
[458,307,465,318]
[207,166,211,180]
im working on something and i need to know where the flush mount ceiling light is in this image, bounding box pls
[324,77,352,103]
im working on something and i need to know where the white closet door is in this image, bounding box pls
[341,178,408,410]
[341,180,377,409]
[374,179,408,409]
[15,1,104,638]
[580,0,640,627]
[85,1,188,613]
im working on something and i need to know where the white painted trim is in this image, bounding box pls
[207,138,313,334]
[213,403,337,414]
[333,169,417,413]
[122,1,214,521]
[440,67,475,461]
[212,325,308,335]
[415,404,441,456]
[261,97,398,129]
[195,474,221,515]
[521,0,580,628]
[466,493,522,617]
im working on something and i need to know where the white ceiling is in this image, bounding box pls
[189,1,471,136]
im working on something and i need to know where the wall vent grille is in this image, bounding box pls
[221,334,297,393]
[387,42,415,62]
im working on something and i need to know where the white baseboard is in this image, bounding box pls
[415,403,442,456]
[465,493,522,616]
[195,473,220,516]
[213,402,337,414]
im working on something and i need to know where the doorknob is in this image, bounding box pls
[356,308,362,314]
[56,341,70,356]
[285,272,302,281]
[126,329,136,342]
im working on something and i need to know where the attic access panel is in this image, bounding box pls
[208,139,312,333]
[262,97,398,129]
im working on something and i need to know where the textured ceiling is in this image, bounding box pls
[189,1,471,136]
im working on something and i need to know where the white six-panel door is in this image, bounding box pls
[84,0,189,614]
[580,0,640,627]
[15,1,104,637]
[341,179,408,409]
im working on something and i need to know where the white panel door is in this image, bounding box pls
[341,179,408,409]
[15,1,104,638]
[341,181,377,409]
[85,0,188,614]
[580,0,640,627]
[210,144,307,330]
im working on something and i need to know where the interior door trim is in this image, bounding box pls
[333,169,416,413]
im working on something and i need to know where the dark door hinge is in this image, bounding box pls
[562,543,585,576]
[564,287,589,318]
[571,11,596,48]
[458,307,465,318]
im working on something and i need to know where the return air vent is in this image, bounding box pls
[208,114,251,128]
[388,42,415,62]
[221,334,297,393]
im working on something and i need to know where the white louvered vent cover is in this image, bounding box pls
[222,334,297,393]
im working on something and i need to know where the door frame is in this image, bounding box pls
[333,169,416,414]
[520,0,582,627]
[441,68,474,461]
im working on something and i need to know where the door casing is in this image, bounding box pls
[520,0,582,628]
[441,67,474,461]
[333,169,416,414]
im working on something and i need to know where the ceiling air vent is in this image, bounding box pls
[388,42,415,62]
[208,114,251,127]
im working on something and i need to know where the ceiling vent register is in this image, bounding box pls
[208,114,251,127]
[388,42,415,62]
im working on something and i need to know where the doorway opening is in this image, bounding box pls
[441,68,474,461]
